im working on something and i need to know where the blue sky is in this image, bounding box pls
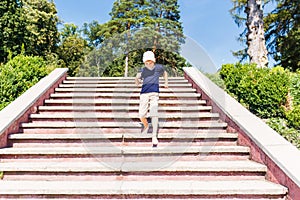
[54,0,244,73]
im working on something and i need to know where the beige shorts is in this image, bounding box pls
[139,92,159,118]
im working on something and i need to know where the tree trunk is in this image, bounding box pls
[124,55,128,77]
[245,0,268,68]
[124,22,131,77]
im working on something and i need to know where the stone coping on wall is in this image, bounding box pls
[0,68,68,147]
[183,67,300,188]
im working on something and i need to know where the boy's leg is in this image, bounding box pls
[149,93,159,147]
[140,117,149,134]
[139,93,150,134]
[151,116,159,146]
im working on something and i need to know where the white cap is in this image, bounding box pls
[142,51,156,63]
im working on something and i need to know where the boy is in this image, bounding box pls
[135,51,168,147]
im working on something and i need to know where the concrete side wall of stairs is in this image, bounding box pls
[184,67,300,200]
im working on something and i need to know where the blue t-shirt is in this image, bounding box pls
[140,64,165,94]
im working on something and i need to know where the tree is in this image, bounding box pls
[0,0,27,63]
[82,0,186,77]
[57,23,90,76]
[231,0,299,70]
[22,0,59,57]
[245,0,268,67]
[264,0,299,71]
[0,0,59,63]
[146,0,185,74]
[109,0,149,77]
[230,0,269,68]
[82,20,103,47]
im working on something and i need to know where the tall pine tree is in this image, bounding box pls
[145,0,185,74]
[109,0,149,76]
[82,0,186,77]
[264,0,299,71]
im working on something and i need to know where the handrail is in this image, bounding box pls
[183,67,300,199]
[0,68,68,148]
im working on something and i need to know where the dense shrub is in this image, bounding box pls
[286,72,300,131]
[219,63,299,149]
[290,72,300,106]
[219,63,254,98]
[205,72,225,89]
[0,55,53,110]
[220,63,289,118]
[286,105,300,130]
[267,118,300,149]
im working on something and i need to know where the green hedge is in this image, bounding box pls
[267,117,300,149]
[290,72,300,106]
[218,63,299,149]
[220,63,289,118]
[286,105,300,129]
[0,55,53,110]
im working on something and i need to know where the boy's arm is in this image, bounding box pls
[163,71,168,88]
[135,72,142,86]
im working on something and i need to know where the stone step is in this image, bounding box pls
[59,83,192,88]
[49,92,201,98]
[9,132,238,140]
[0,160,266,174]
[37,105,213,112]
[21,121,228,129]
[55,87,197,93]
[66,77,186,80]
[0,146,249,157]
[20,128,228,135]
[44,99,206,106]
[8,133,238,147]
[0,180,287,199]
[29,112,220,120]
[62,79,188,84]
[9,134,237,147]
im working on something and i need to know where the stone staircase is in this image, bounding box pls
[0,77,287,199]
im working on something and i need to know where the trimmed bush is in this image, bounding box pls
[286,105,300,129]
[205,72,225,89]
[267,117,300,149]
[0,55,53,110]
[220,63,289,118]
[290,72,300,106]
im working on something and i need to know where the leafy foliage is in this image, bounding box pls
[0,0,27,63]
[0,0,59,63]
[264,0,299,71]
[286,105,300,129]
[57,24,90,76]
[0,55,53,110]
[230,0,299,71]
[205,72,226,89]
[22,0,59,57]
[267,117,300,149]
[290,71,300,106]
[220,63,289,118]
[220,62,299,148]
[81,0,187,77]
